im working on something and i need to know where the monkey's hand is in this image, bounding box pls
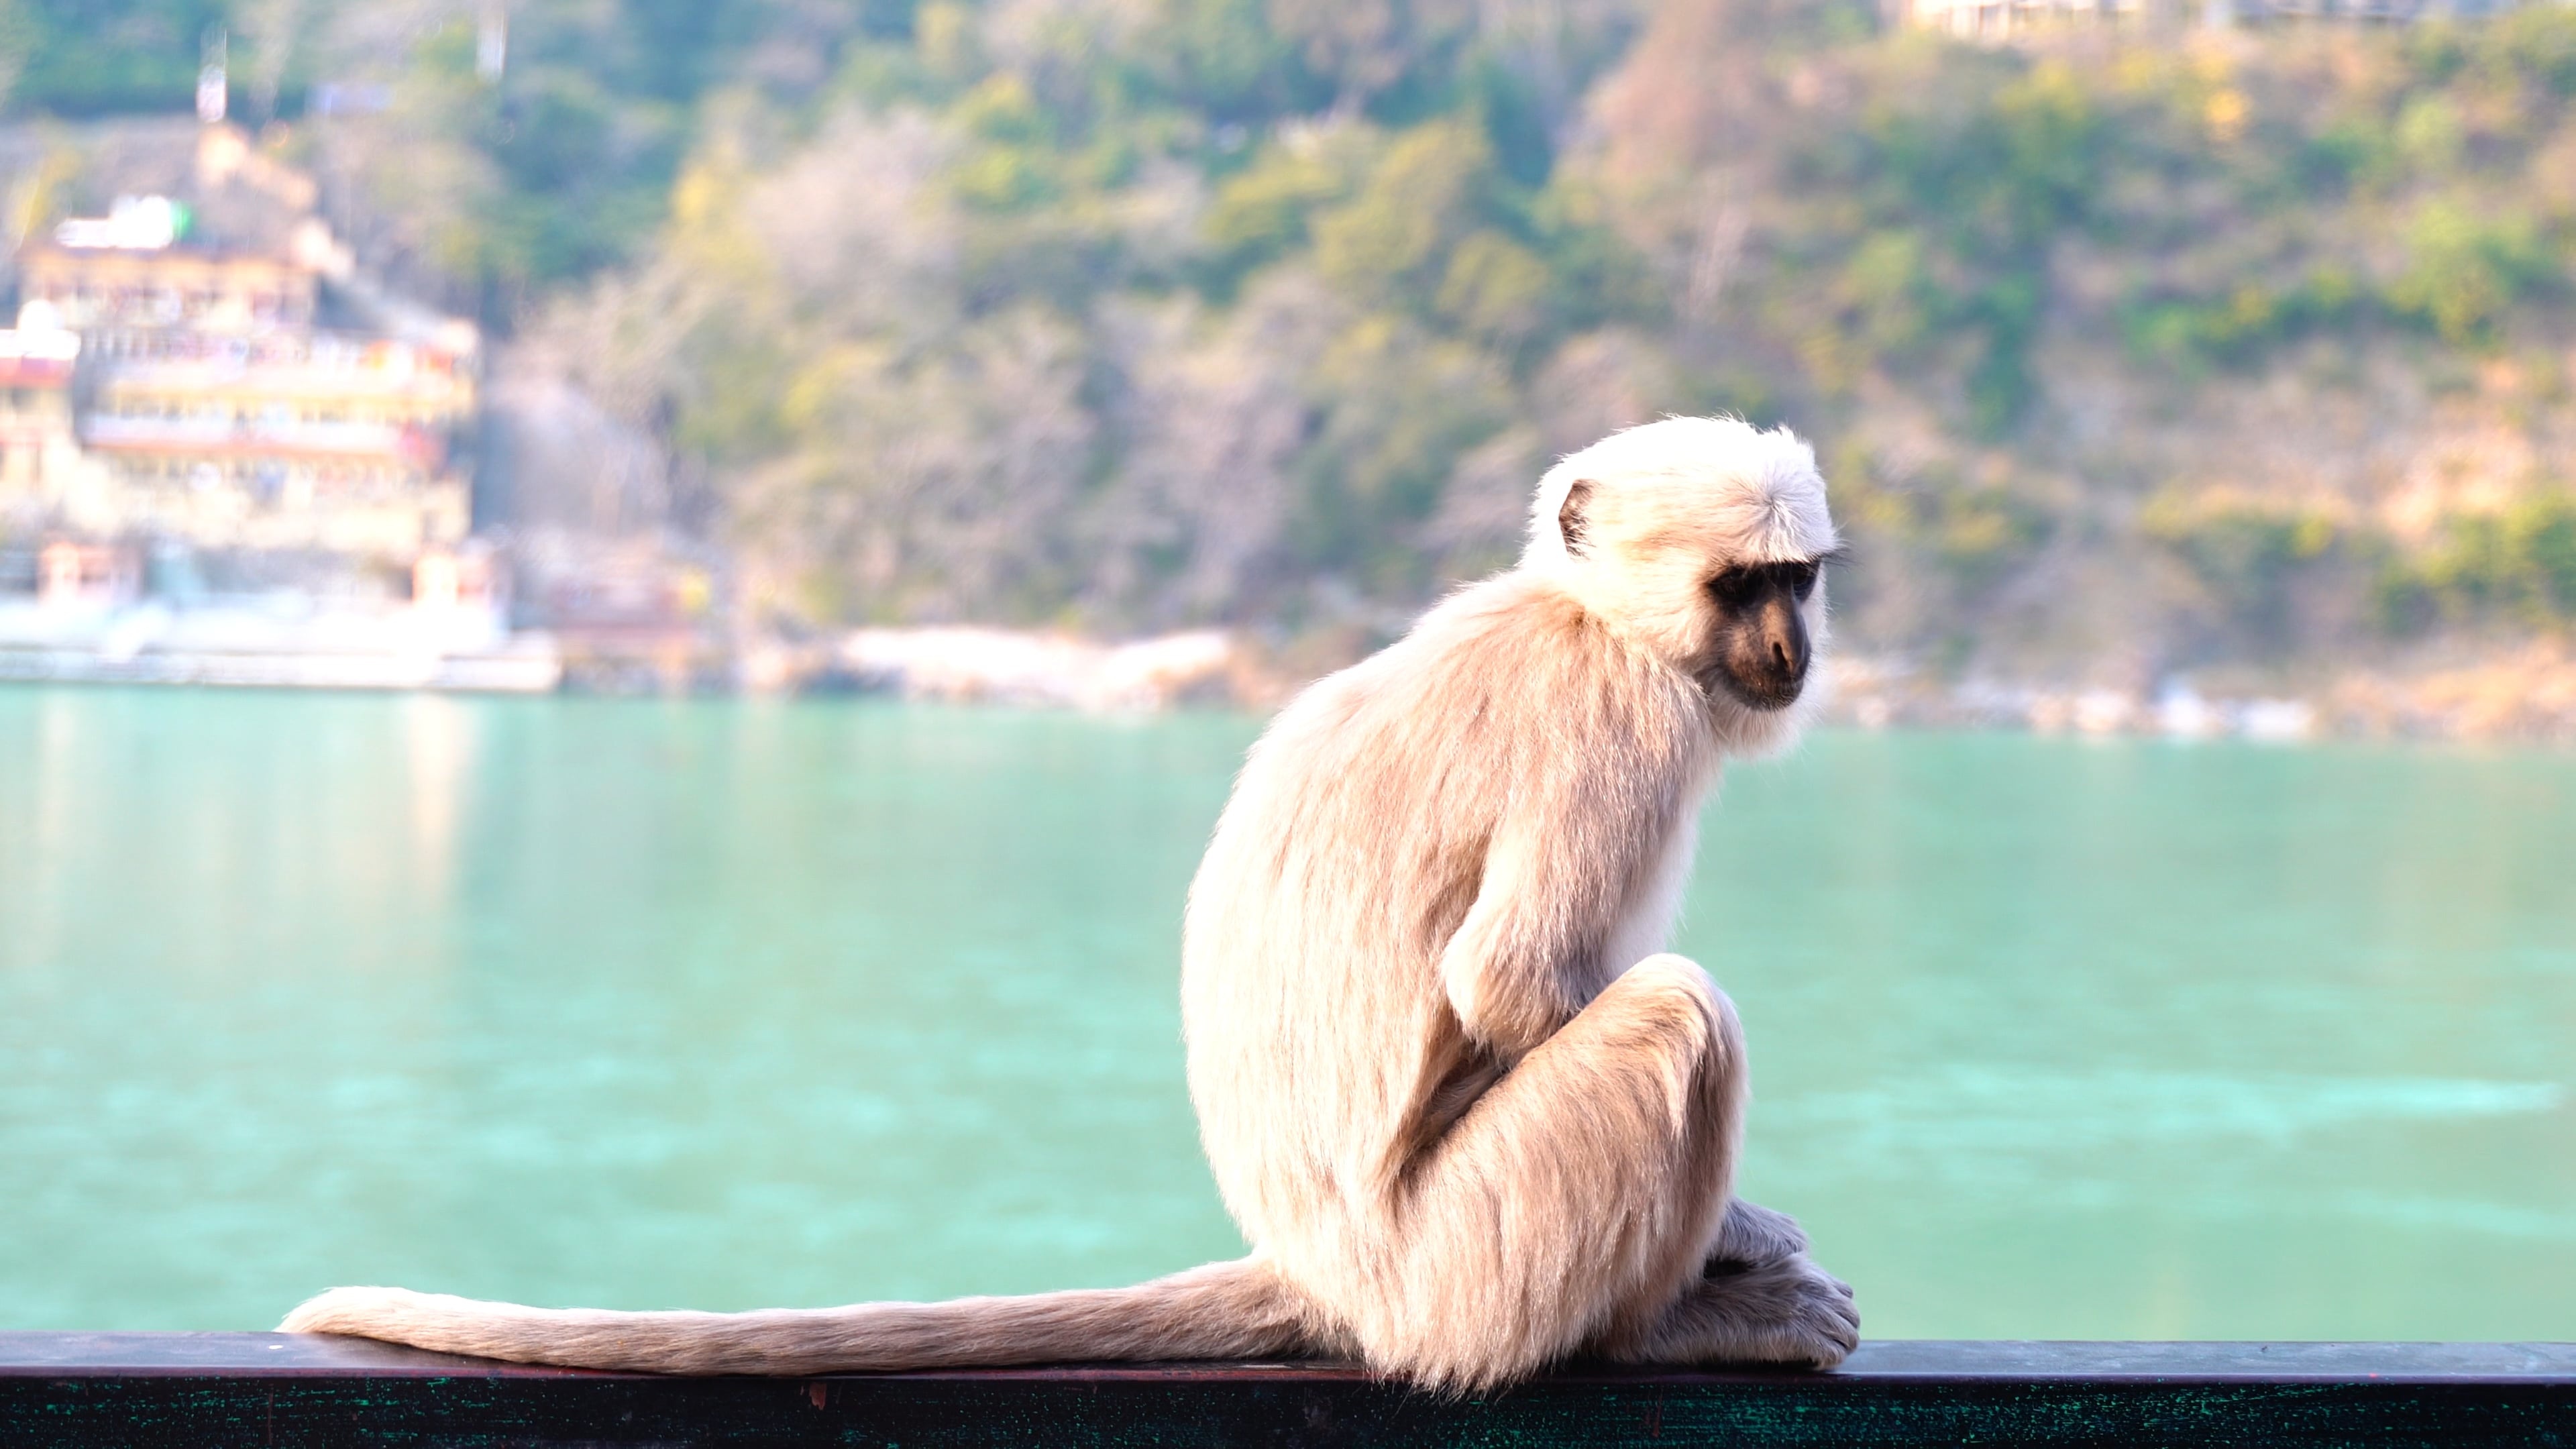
[1703,1196,1809,1275]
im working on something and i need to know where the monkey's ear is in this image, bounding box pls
[1558,480,1595,557]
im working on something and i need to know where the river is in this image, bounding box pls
[1,687,2569,1340]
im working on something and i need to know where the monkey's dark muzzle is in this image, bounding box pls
[1726,674,1807,712]
[1711,614,1811,711]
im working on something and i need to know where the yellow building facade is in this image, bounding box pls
[8,241,475,559]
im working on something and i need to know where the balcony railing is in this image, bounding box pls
[3,1332,2569,1446]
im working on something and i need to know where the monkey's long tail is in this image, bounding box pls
[277,1256,1316,1374]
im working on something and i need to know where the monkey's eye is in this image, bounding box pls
[1787,561,1820,601]
[1707,568,1762,609]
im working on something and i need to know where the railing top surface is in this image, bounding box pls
[4,1332,2571,1383]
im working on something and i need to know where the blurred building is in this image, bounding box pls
[1903,0,2146,36]
[0,327,83,500]
[1906,0,2528,38]
[5,176,474,558]
[62,327,473,555]
[0,122,555,692]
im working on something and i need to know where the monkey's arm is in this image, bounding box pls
[1436,758,1670,1057]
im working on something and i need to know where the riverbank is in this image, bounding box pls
[0,597,561,694]
[1825,645,2576,747]
[8,607,2571,745]
[741,626,2576,747]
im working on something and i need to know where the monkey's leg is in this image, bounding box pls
[1581,1125,1853,1371]
[1350,953,1843,1389]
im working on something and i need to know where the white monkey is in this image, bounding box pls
[282,415,1860,1389]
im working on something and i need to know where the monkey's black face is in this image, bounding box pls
[1699,559,1820,711]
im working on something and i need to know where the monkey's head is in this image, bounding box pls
[1525,417,1839,745]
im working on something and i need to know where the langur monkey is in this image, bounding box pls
[283,415,1860,1389]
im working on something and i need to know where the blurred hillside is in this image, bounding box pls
[5,0,2576,731]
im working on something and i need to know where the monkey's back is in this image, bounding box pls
[1181,571,1710,1268]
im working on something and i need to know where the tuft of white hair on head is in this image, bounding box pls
[1523,416,1837,569]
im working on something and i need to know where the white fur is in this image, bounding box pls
[282,417,1858,1389]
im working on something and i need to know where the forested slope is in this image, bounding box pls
[8,0,2576,729]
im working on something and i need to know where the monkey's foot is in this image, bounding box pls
[1619,1254,1860,1371]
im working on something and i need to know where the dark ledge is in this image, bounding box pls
[3,1332,2571,1446]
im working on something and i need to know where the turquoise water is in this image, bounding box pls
[1,687,2570,1341]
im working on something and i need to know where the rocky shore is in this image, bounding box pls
[737,627,2576,747]
[1811,650,2576,747]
